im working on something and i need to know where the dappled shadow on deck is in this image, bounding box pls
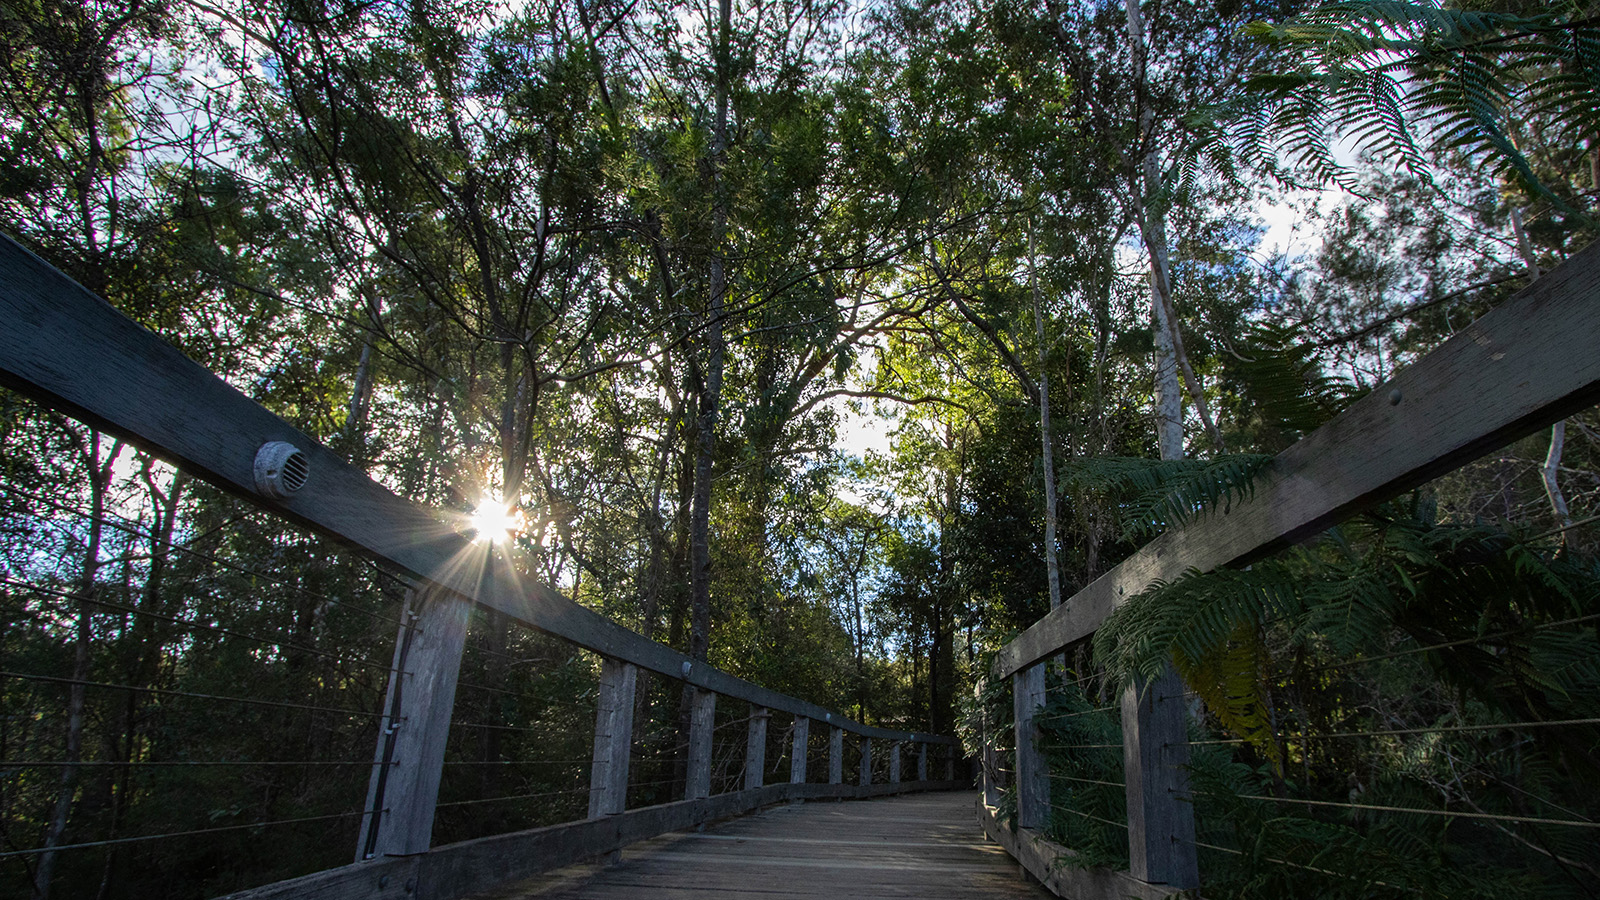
[468,792,1050,899]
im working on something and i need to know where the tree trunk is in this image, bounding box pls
[688,0,733,664]
[1030,226,1063,612]
[1509,204,1569,535]
[35,431,116,900]
[1123,0,1222,457]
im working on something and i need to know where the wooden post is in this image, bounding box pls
[858,736,872,786]
[789,715,809,784]
[357,587,470,860]
[1013,663,1047,830]
[686,688,716,801]
[917,742,928,782]
[1123,668,1198,889]
[587,657,636,818]
[945,745,956,782]
[828,727,843,784]
[744,705,768,791]
[979,681,999,807]
[889,741,901,784]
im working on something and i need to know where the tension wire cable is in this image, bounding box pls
[1048,803,1129,829]
[1183,715,1600,746]
[1049,773,1125,788]
[434,787,588,809]
[0,809,379,859]
[0,487,407,630]
[0,759,390,768]
[1191,790,1600,828]
[1182,837,1421,894]
[0,670,390,719]
[0,574,405,679]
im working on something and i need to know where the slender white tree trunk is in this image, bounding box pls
[1030,227,1064,611]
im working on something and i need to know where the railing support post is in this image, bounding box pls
[889,741,901,784]
[588,657,636,818]
[357,587,470,860]
[744,705,769,791]
[1122,667,1198,889]
[686,688,716,800]
[789,715,809,785]
[1013,663,1048,830]
[828,726,843,784]
[917,741,928,782]
[979,680,1000,807]
[858,736,872,786]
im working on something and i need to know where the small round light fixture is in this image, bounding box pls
[254,441,309,499]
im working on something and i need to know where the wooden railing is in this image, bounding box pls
[978,239,1600,898]
[0,235,963,900]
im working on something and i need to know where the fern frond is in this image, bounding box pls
[1062,453,1274,542]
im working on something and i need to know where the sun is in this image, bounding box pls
[468,494,524,544]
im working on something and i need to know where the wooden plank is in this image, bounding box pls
[1122,669,1196,888]
[356,586,470,858]
[917,742,928,782]
[828,726,843,785]
[588,658,637,818]
[215,782,971,900]
[977,799,1179,900]
[790,715,809,784]
[859,737,872,786]
[214,857,420,900]
[685,688,716,800]
[1012,665,1047,831]
[493,792,1050,900]
[744,705,768,791]
[993,237,1600,678]
[0,236,953,749]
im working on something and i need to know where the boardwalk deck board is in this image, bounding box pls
[470,793,1049,900]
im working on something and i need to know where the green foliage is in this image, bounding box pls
[1096,514,1600,774]
[1061,453,1274,543]
[1036,676,1127,870]
[1239,0,1600,218]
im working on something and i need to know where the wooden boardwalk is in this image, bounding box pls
[469,791,1051,899]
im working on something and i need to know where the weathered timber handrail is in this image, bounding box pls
[0,234,951,748]
[982,239,1600,900]
[994,237,1600,678]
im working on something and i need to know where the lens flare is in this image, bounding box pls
[469,494,523,544]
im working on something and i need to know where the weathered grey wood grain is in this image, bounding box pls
[993,237,1600,678]
[1012,666,1047,831]
[685,689,716,800]
[979,681,1001,808]
[859,737,872,787]
[828,726,843,785]
[790,715,809,784]
[588,658,636,818]
[889,741,902,784]
[977,800,1178,900]
[489,792,1049,900]
[1121,669,1196,888]
[744,705,768,791]
[357,587,471,858]
[0,236,952,749]
[918,742,928,782]
[216,856,420,900]
[214,782,968,900]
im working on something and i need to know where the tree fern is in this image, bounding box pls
[1232,0,1600,216]
[1061,453,1274,543]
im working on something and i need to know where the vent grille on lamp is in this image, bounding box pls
[253,441,310,499]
